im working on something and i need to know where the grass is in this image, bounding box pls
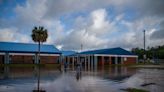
[121,88,149,92]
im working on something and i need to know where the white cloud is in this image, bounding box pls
[88,9,116,36]
[91,9,107,29]
[0,28,30,43]
[15,0,47,23]
[53,9,115,51]
[0,28,16,42]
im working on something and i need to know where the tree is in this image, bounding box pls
[31,26,48,63]
[31,26,48,92]
[131,45,164,60]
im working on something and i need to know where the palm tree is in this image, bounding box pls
[31,26,48,63]
[31,26,48,92]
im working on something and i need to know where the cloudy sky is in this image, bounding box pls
[0,0,164,51]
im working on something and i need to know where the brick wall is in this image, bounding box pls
[10,55,59,64]
[11,55,34,64]
[98,56,112,66]
[97,56,136,65]
[123,57,137,64]
[40,56,59,64]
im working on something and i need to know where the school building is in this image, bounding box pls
[0,42,138,67]
[62,47,138,69]
[0,42,61,64]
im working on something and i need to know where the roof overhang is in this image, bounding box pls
[0,50,61,54]
[79,54,138,57]
[8,53,60,56]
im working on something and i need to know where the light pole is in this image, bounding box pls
[144,30,145,51]
[81,44,83,52]
[143,30,146,63]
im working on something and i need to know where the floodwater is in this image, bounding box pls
[0,66,164,92]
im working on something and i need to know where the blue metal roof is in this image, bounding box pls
[61,51,77,56]
[0,42,61,54]
[80,47,136,56]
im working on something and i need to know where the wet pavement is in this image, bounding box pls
[0,66,164,92]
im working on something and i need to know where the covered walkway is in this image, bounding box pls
[61,47,138,70]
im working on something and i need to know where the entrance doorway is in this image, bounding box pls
[0,55,4,64]
[117,57,122,64]
[111,57,115,64]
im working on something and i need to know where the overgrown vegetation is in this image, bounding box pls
[132,45,164,59]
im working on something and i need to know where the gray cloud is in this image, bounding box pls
[151,29,164,39]
[43,0,164,19]
[135,0,164,17]
[151,21,164,39]
[0,0,164,51]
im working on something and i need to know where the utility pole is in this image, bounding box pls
[143,30,146,63]
[81,44,83,52]
[144,30,145,52]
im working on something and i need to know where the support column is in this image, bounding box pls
[121,57,124,64]
[136,57,138,64]
[72,57,74,70]
[88,55,90,70]
[101,56,104,66]
[92,55,94,70]
[75,56,77,66]
[91,55,94,71]
[62,56,65,65]
[90,56,92,70]
[67,57,70,68]
[4,52,10,64]
[115,56,118,64]
[94,56,98,71]
[85,56,87,71]
[59,54,62,63]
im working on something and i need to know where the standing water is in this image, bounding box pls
[0,66,163,92]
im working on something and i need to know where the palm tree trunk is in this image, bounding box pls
[37,41,40,91]
[38,41,40,63]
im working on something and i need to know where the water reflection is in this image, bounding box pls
[0,66,164,92]
[96,66,136,82]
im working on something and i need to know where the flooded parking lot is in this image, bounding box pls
[0,66,164,92]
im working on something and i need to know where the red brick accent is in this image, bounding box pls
[40,56,59,64]
[68,57,70,62]
[11,55,34,64]
[109,56,112,65]
[101,56,104,66]
[10,55,59,64]
[123,57,136,64]
[97,56,103,66]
